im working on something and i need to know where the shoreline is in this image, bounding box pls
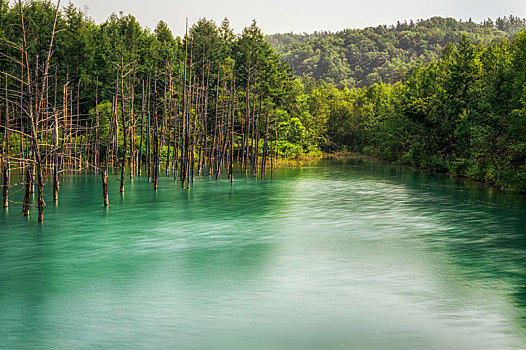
[275,151,526,194]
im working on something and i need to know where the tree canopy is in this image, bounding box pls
[267,16,526,87]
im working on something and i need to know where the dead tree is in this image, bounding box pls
[2,75,10,208]
[18,0,61,221]
[119,61,127,193]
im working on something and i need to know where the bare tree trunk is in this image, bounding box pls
[160,69,167,176]
[190,75,197,185]
[147,75,152,182]
[165,63,173,175]
[102,170,109,206]
[153,71,159,190]
[22,164,32,216]
[138,80,145,176]
[261,108,269,178]
[101,91,115,207]
[119,61,127,193]
[112,74,119,169]
[19,0,61,221]
[209,72,220,176]
[2,76,10,208]
[53,108,59,201]
[271,114,278,175]
[18,51,24,183]
[129,68,136,179]
[1,159,8,208]
[187,38,195,188]
[172,93,180,179]
[75,79,81,170]
[35,158,45,222]
[94,77,100,170]
[101,117,112,206]
[244,64,251,175]
[229,75,235,183]
[253,95,262,177]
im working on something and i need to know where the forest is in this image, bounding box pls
[268,15,526,87]
[1,1,526,223]
[0,0,301,221]
[272,16,526,192]
[293,34,526,192]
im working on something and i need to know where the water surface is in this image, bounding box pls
[1,158,525,349]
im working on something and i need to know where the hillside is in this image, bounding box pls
[267,15,526,87]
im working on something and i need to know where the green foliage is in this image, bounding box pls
[268,16,526,87]
[273,141,304,159]
[0,0,319,167]
[296,33,526,191]
[279,117,305,144]
[89,101,112,146]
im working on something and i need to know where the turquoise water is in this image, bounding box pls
[1,158,525,349]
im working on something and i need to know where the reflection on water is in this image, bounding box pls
[1,158,525,349]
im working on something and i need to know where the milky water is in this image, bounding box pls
[1,158,525,349]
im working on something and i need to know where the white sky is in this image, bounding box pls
[66,0,526,36]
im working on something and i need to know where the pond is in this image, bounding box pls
[1,158,525,349]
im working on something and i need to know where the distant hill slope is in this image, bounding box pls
[267,15,526,87]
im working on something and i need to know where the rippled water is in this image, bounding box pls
[1,158,525,349]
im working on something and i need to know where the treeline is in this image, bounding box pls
[267,16,526,87]
[0,0,299,220]
[291,35,526,192]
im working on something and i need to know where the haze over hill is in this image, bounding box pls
[267,15,526,87]
[69,0,526,38]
